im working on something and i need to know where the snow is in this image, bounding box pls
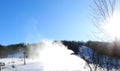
[78,46,94,63]
[0,58,43,71]
[78,46,120,71]
[0,41,89,71]
[0,56,88,71]
[1,41,120,71]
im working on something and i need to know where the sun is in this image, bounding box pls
[102,10,120,40]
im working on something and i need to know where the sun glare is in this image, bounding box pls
[103,10,120,39]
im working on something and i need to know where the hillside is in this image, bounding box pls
[0,40,120,71]
[0,41,89,71]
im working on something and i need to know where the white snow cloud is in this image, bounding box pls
[27,40,88,71]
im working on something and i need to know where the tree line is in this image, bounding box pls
[0,40,120,58]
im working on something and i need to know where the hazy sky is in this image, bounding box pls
[0,0,96,45]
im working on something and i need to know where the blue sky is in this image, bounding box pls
[0,0,96,45]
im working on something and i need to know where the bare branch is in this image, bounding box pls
[90,0,116,40]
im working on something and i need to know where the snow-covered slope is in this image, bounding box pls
[78,46,120,71]
[1,41,120,71]
[78,46,94,63]
[0,57,89,71]
[0,41,89,71]
[0,58,43,71]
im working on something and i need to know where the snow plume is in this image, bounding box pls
[27,40,88,71]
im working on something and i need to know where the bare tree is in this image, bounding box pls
[91,0,120,57]
[90,0,119,71]
[90,0,116,41]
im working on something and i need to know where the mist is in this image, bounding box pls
[27,40,88,71]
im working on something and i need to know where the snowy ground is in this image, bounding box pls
[0,57,89,71]
[1,41,120,71]
[0,41,90,71]
[0,58,43,71]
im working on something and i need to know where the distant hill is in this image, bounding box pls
[0,43,27,58]
[86,40,120,58]
[0,40,120,58]
[61,40,85,54]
